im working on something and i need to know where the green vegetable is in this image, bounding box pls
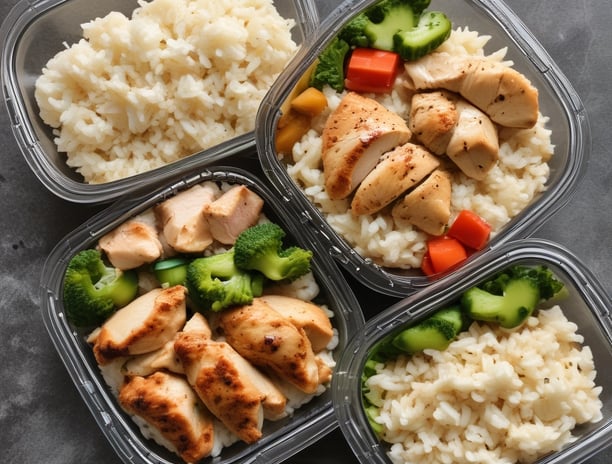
[393,11,452,60]
[185,250,264,312]
[310,0,451,92]
[62,249,139,327]
[341,0,450,58]
[233,222,313,282]
[461,265,565,329]
[309,36,350,92]
[154,257,189,287]
[361,304,464,436]
[391,305,464,354]
[362,0,421,51]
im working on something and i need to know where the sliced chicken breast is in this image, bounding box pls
[216,298,321,394]
[257,294,333,352]
[410,91,499,180]
[119,371,215,463]
[404,53,539,128]
[321,92,411,200]
[174,332,287,442]
[122,339,183,376]
[98,220,163,270]
[122,313,212,377]
[351,143,440,216]
[155,184,217,253]
[446,99,499,180]
[392,168,452,236]
[93,285,187,365]
[203,185,264,245]
[409,90,458,155]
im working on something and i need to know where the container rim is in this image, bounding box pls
[1,0,319,204]
[332,237,612,464]
[39,165,365,464]
[255,0,591,297]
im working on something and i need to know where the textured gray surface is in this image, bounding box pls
[0,0,610,463]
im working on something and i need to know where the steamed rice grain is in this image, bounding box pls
[286,28,554,269]
[366,306,603,464]
[35,0,298,183]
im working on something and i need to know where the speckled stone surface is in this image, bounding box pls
[1,0,610,463]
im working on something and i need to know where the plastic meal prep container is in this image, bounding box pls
[332,238,612,464]
[39,165,365,464]
[0,0,318,203]
[256,0,590,297]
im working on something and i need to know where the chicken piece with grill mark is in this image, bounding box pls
[392,168,452,236]
[350,142,440,216]
[119,371,215,463]
[215,298,322,394]
[410,90,499,180]
[321,92,411,200]
[404,52,539,129]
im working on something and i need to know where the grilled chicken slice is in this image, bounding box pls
[92,285,187,365]
[155,184,217,253]
[446,99,499,180]
[119,371,215,462]
[122,339,182,377]
[321,92,411,200]
[403,53,539,128]
[351,143,440,216]
[98,220,163,270]
[392,169,452,236]
[122,313,212,377]
[409,90,458,155]
[410,91,499,180]
[257,295,333,352]
[216,298,321,394]
[174,331,287,442]
[203,185,264,245]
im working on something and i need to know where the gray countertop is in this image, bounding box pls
[1,0,610,463]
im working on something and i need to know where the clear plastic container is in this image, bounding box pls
[40,165,365,464]
[256,0,590,296]
[0,0,318,203]
[332,238,612,464]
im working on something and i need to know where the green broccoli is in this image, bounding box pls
[340,0,449,59]
[309,36,350,92]
[461,265,566,329]
[185,250,264,312]
[233,222,313,282]
[391,305,465,354]
[393,11,452,61]
[62,249,139,327]
[361,303,464,436]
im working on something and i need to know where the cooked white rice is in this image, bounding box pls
[366,306,603,464]
[35,0,298,183]
[286,28,554,269]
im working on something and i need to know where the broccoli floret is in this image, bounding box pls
[62,249,139,327]
[362,0,421,51]
[462,264,566,329]
[233,222,313,282]
[338,12,370,48]
[462,278,540,329]
[339,0,449,59]
[185,250,264,312]
[309,36,350,92]
[481,264,565,300]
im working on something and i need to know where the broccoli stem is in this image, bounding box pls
[461,277,541,329]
